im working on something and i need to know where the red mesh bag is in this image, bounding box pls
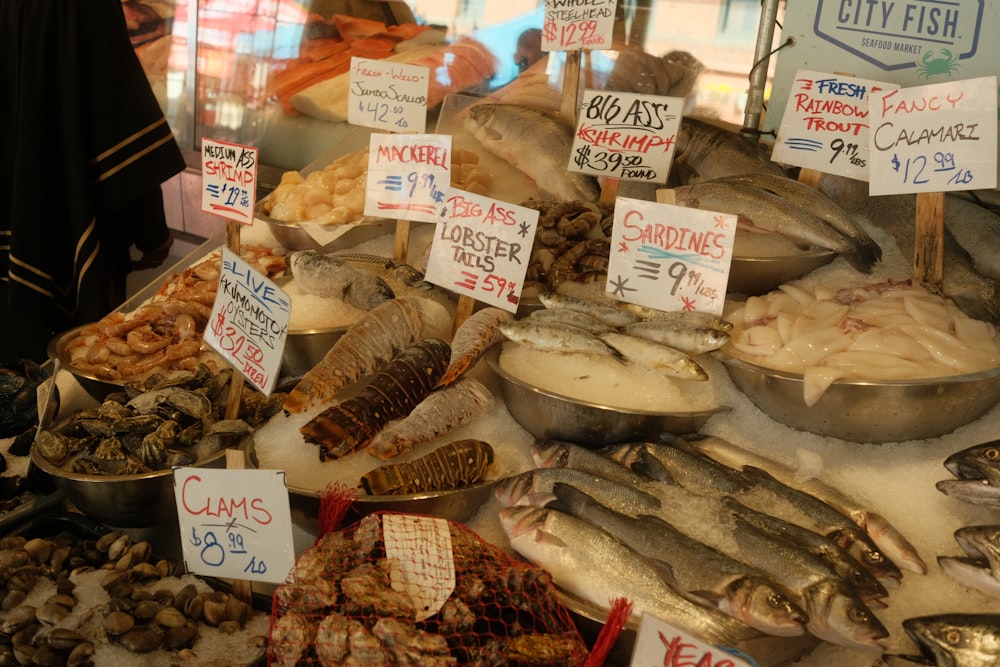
[268,511,592,666]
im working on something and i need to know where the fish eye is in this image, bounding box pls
[944,629,962,645]
[848,607,869,623]
[864,550,886,566]
[986,447,1000,461]
[767,593,788,609]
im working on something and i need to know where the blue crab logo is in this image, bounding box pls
[914,49,961,78]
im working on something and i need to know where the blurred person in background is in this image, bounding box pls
[0,0,184,362]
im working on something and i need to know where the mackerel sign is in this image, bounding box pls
[814,0,982,72]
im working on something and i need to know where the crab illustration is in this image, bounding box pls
[914,49,960,78]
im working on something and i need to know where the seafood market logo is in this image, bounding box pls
[813,0,982,73]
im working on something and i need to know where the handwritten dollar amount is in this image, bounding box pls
[210,312,265,364]
[358,101,409,129]
[829,138,866,168]
[455,272,518,304]
[543,19,601,48]
[189,527,268,575]
[667,262,719,303]
[574,145,644,175]
[891,151,974,186]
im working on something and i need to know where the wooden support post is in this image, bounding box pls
[913,191,945,289]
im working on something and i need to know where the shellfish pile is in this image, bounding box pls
[0,525,269,666]
[34,365,284,476]
[269,512,589,666]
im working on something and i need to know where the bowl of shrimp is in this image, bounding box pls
[717,280,1000,443]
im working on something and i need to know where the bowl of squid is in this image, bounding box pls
[715,281,1000,443]
[485,343,727,448]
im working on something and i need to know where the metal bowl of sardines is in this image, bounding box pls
[485,297,732,447]
[718,281,1000,443]
[30,366,285,526]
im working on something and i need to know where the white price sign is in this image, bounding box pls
[609,197,735,316]
[869,75,998,195]
[203,247,289,395]
[425,190,537,313]
[348,57,429,133]
[201,138,258,224]
[772,70,898,180]
[174,468,295,584]
[542,0,616,51]
[629,612,758,667]
[364,133,452,222]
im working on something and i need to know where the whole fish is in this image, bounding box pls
[673,116,788,184]
[498,320,621,358]
[818,174,1000,323]
[289,250,395,310]
[464,103,600,202]
[493,467,662,517]
[597,331,708,381]
[620,320,730,355]
[712,172,882,268]
[621,303,734,332]
[612,440,902,583]
[730,515,889,650]
[527,307,614,334]
[938,525,1000,599]
[499,504,761,648]
[672,180,878,273]
[531,439,653,488]
[546,483,809,637]
[536,289,643,328]
[890,614,1000,666]
[687,434,927,575]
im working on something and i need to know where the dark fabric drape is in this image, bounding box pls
[1,0,185,361]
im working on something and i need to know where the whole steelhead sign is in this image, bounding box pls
[814,0,982,72]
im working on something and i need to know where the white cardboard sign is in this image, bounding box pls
[348,57,430,133]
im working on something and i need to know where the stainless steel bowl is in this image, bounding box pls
[279,327,347,382]
[728,250,836,296]
[715,350,1000,443]
[30,445,229,528]
[242,434,499,526]
[47,326,125,402]
[485,346,725,448]
[255,197,395,252]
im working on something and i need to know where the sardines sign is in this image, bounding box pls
[204,247,290,395]
[364,133,451,222]
[869,75,998,195]
[772,70,898,180]
[173,468,295,584]
[609,197,735,316]
[425,190,538,313]
[630,612,757,667]
[570,90,682,183]
[201,138,258,224]
[348,57,430,133]
[542,0,616,51]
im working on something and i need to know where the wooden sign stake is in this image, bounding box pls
[224,448,254,605]
[796,167,823,190]
[913,191,945,289]
[223,220,245,420]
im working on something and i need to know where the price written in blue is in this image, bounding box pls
[188,525,267,576]
[890,150,975,186]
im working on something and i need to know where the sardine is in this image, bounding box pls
[536,289,643,327]
[891,614,1000,667]
[712,172,882,268]
[597,331,708,381]
[620,320,730,355]
[818,174,1000,323]
[545,483,809,637]
[938,525,1000,598]
[498,320,621,358]
[688,434,927,575]
[527,307,614,334]
[621,303,734,332]
[673,116,788,184]
[672,180,879,273]
[493,467,661,517]
[499,504,761,648]
[464,103,600,202]
[289,250,395,310]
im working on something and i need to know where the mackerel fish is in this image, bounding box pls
[464,103,600,202]
[888,614,1000,666]
[672,180,879,273]
[545,483,809,637]
[499,504,761,648]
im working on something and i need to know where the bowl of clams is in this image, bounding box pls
[31,366,285,526]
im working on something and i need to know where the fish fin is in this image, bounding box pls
[534,529,569,549]
[646,557,679,587]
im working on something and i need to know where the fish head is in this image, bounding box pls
[935,479,1000,510]
[954,525,1000,567]
[717,577,808,638]
[944,441,1000,484]
[530,439,569,469]
[802,580,888,651]
[901,614,1000,667]
[494,472,554,507]
[463,104,500,137]
[497,504,549,540]
[833,527,902,584]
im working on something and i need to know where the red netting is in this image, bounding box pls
[268,511,591,666]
